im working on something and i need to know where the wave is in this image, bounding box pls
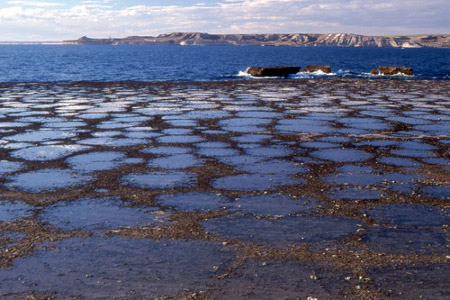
[298,70,337,76]
[292,70,338,79]
[234,69,441,80]
[237,70,287,79]
[361,72,415,78]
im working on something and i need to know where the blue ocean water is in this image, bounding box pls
[0,45,448,81]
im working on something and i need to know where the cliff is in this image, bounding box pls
[63,32,450,48]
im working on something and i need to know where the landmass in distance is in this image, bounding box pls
[62,32,450,48]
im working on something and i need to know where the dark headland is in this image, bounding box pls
[63,32,450,48]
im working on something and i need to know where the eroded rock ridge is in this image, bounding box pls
[64,33,450,48]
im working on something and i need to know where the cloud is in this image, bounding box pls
[0,0,449,40]
[7,1,62,7]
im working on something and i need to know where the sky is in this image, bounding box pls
[0,0,448,41]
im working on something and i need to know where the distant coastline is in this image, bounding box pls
[61,32,450,48]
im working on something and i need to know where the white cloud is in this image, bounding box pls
[7,1,62,7]
[0,0,449,40]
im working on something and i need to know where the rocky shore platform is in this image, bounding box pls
[0,79,448,298]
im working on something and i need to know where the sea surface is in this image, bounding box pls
[0,45,448,81]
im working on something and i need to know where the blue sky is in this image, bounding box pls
[0,0,448,41]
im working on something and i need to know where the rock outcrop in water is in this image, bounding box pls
[302,65,332,73]
[246,66,301,77]
[370,66,413,76]
[63,33,450,48]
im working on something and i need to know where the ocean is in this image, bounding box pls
[0,45,448,81]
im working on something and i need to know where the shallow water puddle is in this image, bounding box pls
[420,185,450,200]
[0,237,232,298]
[157,135,205,144]
[78,137,148,147]
[234,194,318,216]
[363,204,448,227]
[0,122,32,128]
[300,141,341,149]
[12,145,90,161]
[0,200,34,222]
[41,197,158,230]
[230,134,272,143]
[311,148,372,162]
[275,118,334,134]
[245,146,293,158]
[202,216,359,246]
[364,228,447,254]
[377,156,422,167]
[156,192,233,212]
[234,159,308,175]
[147,154,203,169]
[390,149,435,158]
[338,117,391,131]
[0,160,25,174]
[197,148,240,158]
[211,174,302,191]
[367,263,449,299]
[67,151,142,172]
[141,146,192,155]
[328,188,383,201]
[5,169,92,193]
[214,260,343,299]
[5,130,77,142]
[121,171,197,189]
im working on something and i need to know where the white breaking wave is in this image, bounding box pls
[296,70,337,76]
[237,70,252,77]
[363,72,414,78]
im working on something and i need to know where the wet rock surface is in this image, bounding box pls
[246,66,301,77]
[302,65,332,73]
[0,79,448,298]
[370,66,414,76]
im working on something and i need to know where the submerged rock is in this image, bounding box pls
[370,66,413,76]
[246,66,300,77]
[302,65,331,73]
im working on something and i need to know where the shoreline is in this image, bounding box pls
[0,79,448,298]
[0,77,447,86]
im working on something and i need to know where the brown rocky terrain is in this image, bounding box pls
[63,32,450,47]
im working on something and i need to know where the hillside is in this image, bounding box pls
[63,32,450,48]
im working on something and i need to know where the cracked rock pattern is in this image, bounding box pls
[0,80,448,298]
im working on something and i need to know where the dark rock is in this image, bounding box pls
[302,65,331,73]
[246,66,300,77]
[370,66,413,76]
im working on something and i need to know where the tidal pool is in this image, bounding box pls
[363,204,448,227]
[156,192,233,211]
[67,151,142,172]
[0,160,25,174]
[234,159,308,175]
[0,200,34,222]
[147,154,203,169]
[121,171,197,189]
[5,169,92,193]
[211,174,302,191]
[234,194,318,216]
[12,145,91,161]
[365,228,447,254]
[41,197,157,230]
[311,148,372,162]
[202,216,359,246]
[0,237,232,298]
